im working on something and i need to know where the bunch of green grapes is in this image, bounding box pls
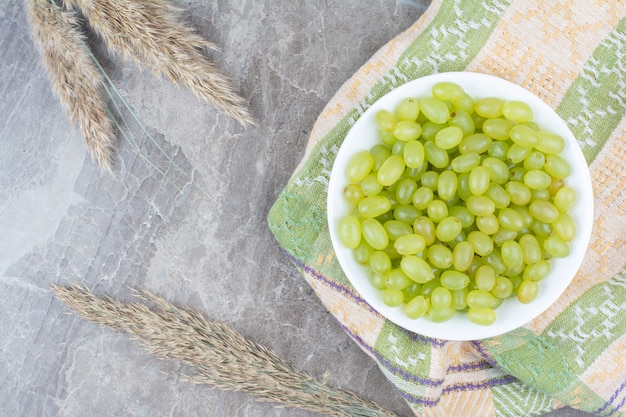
[337,81,577,326]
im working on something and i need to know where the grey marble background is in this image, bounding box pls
[0,1,592,416]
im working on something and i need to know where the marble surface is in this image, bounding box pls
[0,1,591,416]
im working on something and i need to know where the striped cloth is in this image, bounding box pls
[268,1,626,416]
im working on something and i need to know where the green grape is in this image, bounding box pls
[476,214,499,235]
[391,140,405,156]
[395,97,420,121]
[353,241,373,265]
[395,178,417,205]
[413,216,436,245]
[502,100,533,122]
[343,183,365,206]
[491,276,513,299]
[451,288,469,310]
[345,150,374,182]
[509,124,539,147]
[554,186,577,212]
[375,109,396,132]
[427,244,453,269]
[449,109,476,136]
[436,216,463,242]
[544,154,571,179]
[405,160,428,180]
[518,234,542,264]
[553,212,576,242]
[535,131,565,154]
[509,166,527,182]
[472,113,487,131]
[459,133,492,155]
[393,120,422,141]
[507,143,532,164]
[488,140,510,160]
[451,152,481,173]
[401,255,434,283]
[484,249,507,275]
[498,207,525,231]
[467,230,494,256]
[454,93,475,114]
[384,220,412,241]
[369,272,387,290]
[361,218,389,250]
[421,121,447,141]
[452,241,474,272]
[523,151,546,171]
[440,270,470,290]
[427,199,449,223]
[394,234,427,256]
[379,129,396,146]
[501,240,524,269]
[432,81,465,101]
[420,277,441,296]
[548,177,565,197]
[468,308,496,325]
[517,280,539,304]
[474,97,504,118]
[358,195,391,218]
[382,289,404,307]
[437,170,458,201]
[386,268,413,290]
[467,289,497,309]
[403,295,429,319]
[420,170,439,191]
[360,173,383,196]
[475,265,496,291]
[531,219,553,236]
[523,260,550,281]
[412,186,434,210]
[424,140,450,168]
[482,157,510,185]
[524,170,552,190]
[435,126,464,149]
[430,286,453,310]
[482,118,513,140]
[338,216,361,249]
[506,181,532,205]
[492,228,518,246]
[469,166,491,195]
[420,96,450,124]
[428,305,456,322]
[370,144,392,171]
[377,155,405,186]
[543,235,570,258]
[486,183,511,209]
[403,140,425,168]
[529,199,559,223]
[403,282,422,301]
[370,250,392,274]
[394,205,420,224]
[457,173,472,201]
[448,206,475,228]
[466,195,496,216]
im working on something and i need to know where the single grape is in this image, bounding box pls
[403,140,425,168]
[413,216,436,245]
[395,178,418,205]
[401,255,435,283]
[451,152,481,173]
[377,155,406,186]
[370,250,392,274]
[338,216,361,249]
[482,118,513,140]
[491,276,514,299]
[358,195,391,218]
[523,260,550,281]
[424,140,450,168]
[502,100,533,122]
[346,150,374,182]
[535,131,565,154]
[343,183,365,205]
[403,295,429,319]
[452,241,474,271]
[382,289,404,307]
[435,126,464,149]
[384,220,412,241]
[474,97,504,118]
[386,268,414,290]
[449,110,476,136]
[395,97,420,121]
[432,81,465,101]
[467,289,497,309]
[394,234,427,256]
[475,265,496,291]
[469,166,491,195]
[375,109,395,132]
[468,308,496,325]
[427,199,449,223]
[420,96,450,124]
[427,244,453,269]
[361,218,389,250]
[393,120,423,141]
[437,170,458,201]
[436,216,463,242]
[440,270,470,290]
[517,280,539,304]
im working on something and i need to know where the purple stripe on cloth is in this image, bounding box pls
[447,361,493,373]
[441,375,517,394]
[470,340,500,368]
[595,379,626,416]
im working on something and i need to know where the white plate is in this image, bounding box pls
[327,72,594,341]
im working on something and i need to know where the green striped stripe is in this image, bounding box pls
[557,15,626,164]
[491,380,554,417]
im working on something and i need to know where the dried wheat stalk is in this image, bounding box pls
[26,0,116,171]
[72,0,255,127]
[52,284,397,417]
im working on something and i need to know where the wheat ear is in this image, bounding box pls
[72,0,254,127]
[52,284,397,417]
[25,0,116,171]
